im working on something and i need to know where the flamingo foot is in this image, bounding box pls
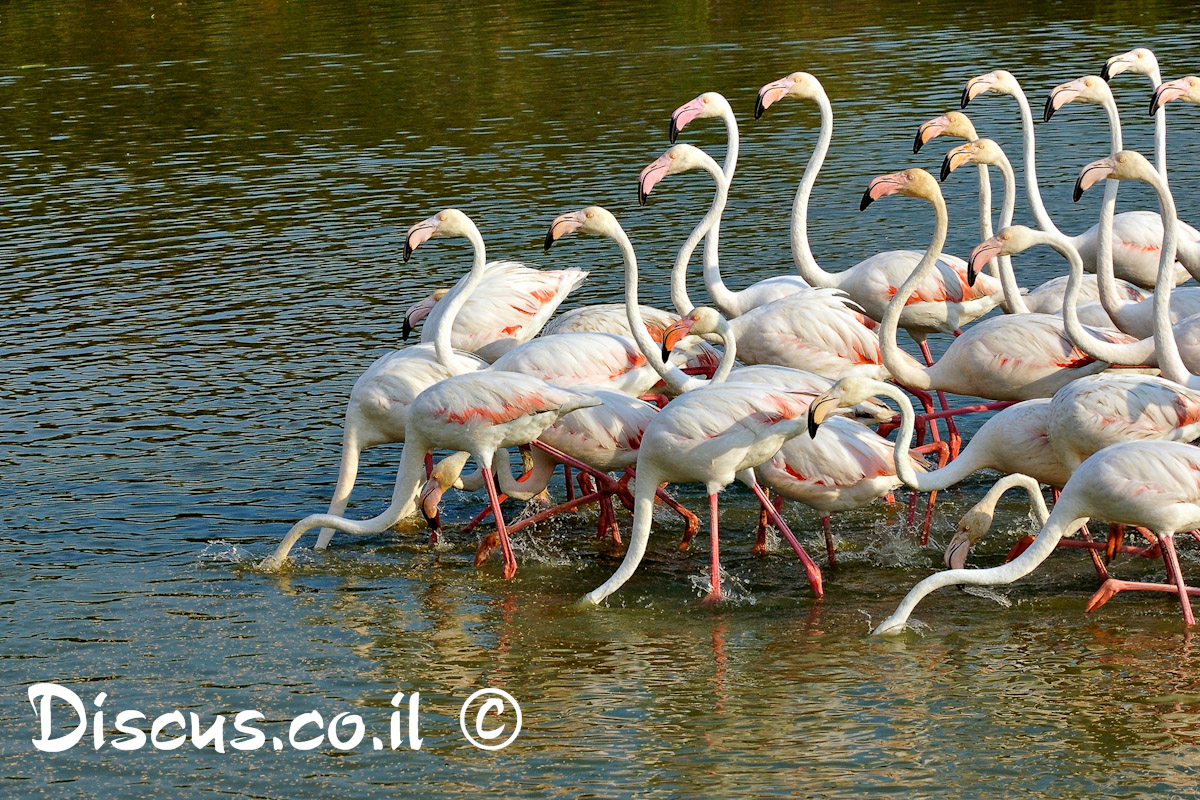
[475,532,500,568]
[502,558,517,581]
[1005,534,1036,562]
[701,590,723,606]
[1087,578,1200,614]
[1105,523,1125,564]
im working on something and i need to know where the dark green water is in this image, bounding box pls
[5,2,1200,797]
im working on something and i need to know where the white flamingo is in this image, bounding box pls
[961,69,1197,287]
[543,206,825,605]
[872,441,1200,634]
[1102,47,1170,179]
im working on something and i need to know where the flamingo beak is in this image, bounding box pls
[807,393,838,438]
[945,530,972,570]
[661,317,695,361]
[1100,56,1127,83]
[755,75,795,119]
[419,480,445,531]
[669,97,706,143]
[961,74,995,108]
[403,218,439,263]
[1044,80,1083,123]
[544,210,587,251]
[913,115,949,154]
[1073,158,1115,202]
[1150,78,1190,115]
[967,235,1005,286]
[940,147,973,182]
[638,154,672,207]
[402,295,437,341]
[860,174,906,211]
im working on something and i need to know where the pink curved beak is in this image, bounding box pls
[961,73,996,108]
[419,479,445,528]
[670,97,705,143]
[860,173,907,210]
[1044,78,1085,122]
[913,115,950,154]
[1073,157,1116,202]
[1150,77,1191,115]
[967,235,1005,285]
[403,294,438,340]
[755,75,795,119]
[638,154,672,206]
[945,532,971,570]
[940,145,974,182]
[403,215,440,262]
[544,210,587,251]
[661,316,696,360]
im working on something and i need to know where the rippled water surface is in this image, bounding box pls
[5,2,1200,797]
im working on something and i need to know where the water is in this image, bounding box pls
[5,1,1200,797]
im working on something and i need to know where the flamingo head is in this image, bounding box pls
[755,71,824,119]
[544,206,619,251]
[945,506,995,569]
[670,91,731,143]
[940,138,1004,182]
[661,306,723,360]
[1102,47,1158,82]
[403,208,476,262]
[913,110,977,154]
[401,288,448,340]
[961,69,1017,108]
[1044,76,1111,123]
[1073,150,1155,202]
[966,226,1037,284]
[860,168,939,211]
[637,143,717,206]
[419,457,466,530]
[1150,76,1200,115]
[807,375,889,438]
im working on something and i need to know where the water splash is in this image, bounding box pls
[200,539,260,564]
[963,586,1013,607]
[689,567,758,606]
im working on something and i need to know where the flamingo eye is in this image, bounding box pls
[1085,78,1093,87]
[669,152,677,160]
[1117,155,1127,164]
[585,211,594,219]
[702,97,710,104]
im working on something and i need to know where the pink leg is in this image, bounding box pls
[482,466,518,581]
[1077,523,1110,582]
[703,493,723,604]
[822,515,837,568]
[651,484,699,549]
[747,481,823,598]
[1160,533,1196,625]
[1088,578,1200,613]
[564,465,575,502]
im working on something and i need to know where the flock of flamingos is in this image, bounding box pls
[260,48,1200,636]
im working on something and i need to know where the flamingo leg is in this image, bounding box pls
[1088,579,1200,613]
[1159,533,1196,625]
[822,515,837,568]
[747,481,823,598]
[754,498,770,556]
[651,484,699,550]
[482,466,517,580]
[1077,523,1110,582]
[564,465,575,502]
[703,493,723,604]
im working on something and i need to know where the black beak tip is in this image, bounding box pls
[1072,179,1085,203]
[1100,64,1112,83]
[939,157,952,183]
[543,228,556,253]
[660,343,671,361]
[960,85,971,109]
[1042,96,1056,124]
[638,186,648,207]
[402,242,413,263]
[402,319,413,341]
[668,119,679,144]
[1149,95,1162,116]
[966,263,978,287]
[807,414,819,439]
[754,95,766,120]
[912,130,924,155]
[859,189,874,212]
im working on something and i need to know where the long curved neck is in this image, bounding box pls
[1093,96,1132,326]
[579,463,660,606]
[877,194,944,390]
[1053,226,1157,365]
[789,87,837,289]
[430,225,488,368]
[976,162,1001,283]
[1010,86,1064,237]
[1145,66,1169,180]
[875,382,1000,491]
[615,224,703,394]
[874,497,1088,635]
[1146,168,1196,386]
[695,108,741,316]
[991,152,1031,314]
[980,473,1050,526]
[671,157,731,316]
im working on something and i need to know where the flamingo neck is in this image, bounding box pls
[976,162,1002,284]
[1010,85,1063,238]
[1145,66,1169,180]
[875,381,992,492]
[991,151,1031,314]
[873,499,1087,635]
[1145,167,1195,385]
[578,464,660,606]
[691,155,745,318]
[789,88,837,289]
[877,194,944,391]
[980,473,1050,526]
[697,105,742,313]
[431,224,488,368]
[1092,96,1130,326]
[615,223,702,395]
[708,317,737,384]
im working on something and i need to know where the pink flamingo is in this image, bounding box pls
[1151,76,1200,115]
[544,206,824,605]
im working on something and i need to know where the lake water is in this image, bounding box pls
[4,1,1200,797]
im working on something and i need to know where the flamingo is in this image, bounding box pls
[861,168,1138,402]
[753,71,1003,364]
[1150,75,1200,115]
[871,441,1200,634]
[543,206,824,605]
[961,69,1197,287]
[262,212,605,575]
[944,474,1049,570]
[942,137,1146,328]
[639,144,909,382]
[1043,75,1200,337]
[1102,47,1170,179]
[404,260,587,361]
[664,91,810,317]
